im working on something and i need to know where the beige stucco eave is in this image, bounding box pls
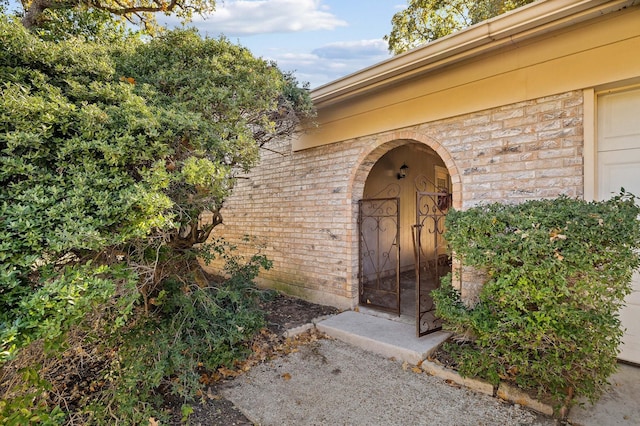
[294,0,640,151]
[311,0,637,106]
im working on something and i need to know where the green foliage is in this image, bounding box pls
[180,404,194,423]
[0,367,67,425]
[31,7,134,42]
[18,0,216,33]
[82,248,269,424]
[1,15,311,423]
[385,0,534,54]
[1,15,311,354]
[433,192,640,403]
[1,263,138,363]
[1,243,270,424]
[0,15,173,327]
[115,29,315,244]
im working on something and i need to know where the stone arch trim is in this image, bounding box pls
[348,130,462,210]
[344,130,461,304]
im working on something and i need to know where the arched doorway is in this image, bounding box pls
[358,143,452,336]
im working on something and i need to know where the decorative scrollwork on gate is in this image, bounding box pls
[414,176,452,336]
[358,197,400,315]
[367,182,401,199]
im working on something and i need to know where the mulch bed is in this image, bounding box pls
[171,293,340,425]
[260,292,341,335]
[428,341,459,369]
[0,292,340,425]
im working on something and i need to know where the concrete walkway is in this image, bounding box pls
[316,310,450,364]
[315,310,640,426]
[567,363,640,426]
[222,338,556,425]
[223,310,640,425]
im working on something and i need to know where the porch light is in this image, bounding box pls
[397,163,409,179]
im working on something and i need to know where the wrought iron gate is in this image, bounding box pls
[358,197,400,315]
[413,189,451,336]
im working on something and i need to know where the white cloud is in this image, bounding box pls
[190,0,348,36]
[312,39,389,59]
[268,39,391,88]
[159,1,392,88]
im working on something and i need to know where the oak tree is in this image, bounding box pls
[19,0,215,31]
[1,6,311,355]
[385,0,534,54]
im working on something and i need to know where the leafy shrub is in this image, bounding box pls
[0,244,270,424]
[0,15,174,339]
[0,16,308,424]
[0,262,138,363]
[0,263,138,425]
[81,252,270,424]
[1,16,312,358]
[433,192,640,404]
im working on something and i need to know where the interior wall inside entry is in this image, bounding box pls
[363,143,448,273]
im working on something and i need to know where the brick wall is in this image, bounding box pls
[203,90,584,308]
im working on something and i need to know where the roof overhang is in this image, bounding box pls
[310,0,640,107]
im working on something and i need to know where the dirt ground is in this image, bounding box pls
[172,293,340,425]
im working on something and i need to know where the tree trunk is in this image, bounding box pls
[168,210,223,250]
[21,0,56,29]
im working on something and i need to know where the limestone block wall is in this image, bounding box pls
[423,91,584,207]
[204,90,584,308]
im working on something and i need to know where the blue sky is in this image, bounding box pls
[5,0,405,88]
[162,0,405,88]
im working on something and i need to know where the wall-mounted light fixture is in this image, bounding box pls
[397,163,409,179]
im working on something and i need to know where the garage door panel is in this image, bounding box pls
[598,87,640,364]
[598,88,640,152]
[597,149,640,197]
[619,306,640,364]
[597,148,640,365]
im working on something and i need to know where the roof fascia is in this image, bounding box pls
[311,0,639,106]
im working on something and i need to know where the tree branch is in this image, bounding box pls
[22,0,57,28]
[98,0,180,16]
[21,0,183,29]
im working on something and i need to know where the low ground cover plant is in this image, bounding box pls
[433,192,640,406]
[0,239,272,424]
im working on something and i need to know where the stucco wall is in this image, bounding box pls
[204,90,584,308]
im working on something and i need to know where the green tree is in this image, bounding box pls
[18,0,215,31]
[116,29,314,251]
[0,13,312,358]
[1,17,172,331]
[0,15,313,421]
[29,7,134,41]
[385,0,534,54]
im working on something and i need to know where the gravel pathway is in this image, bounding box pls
[222,338,558,426]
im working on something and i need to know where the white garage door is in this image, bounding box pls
[598,87,640,365]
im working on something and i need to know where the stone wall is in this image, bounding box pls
[203,90,584,308]
[435,91,584,207]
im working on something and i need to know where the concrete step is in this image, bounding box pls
[316,310,450,365]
